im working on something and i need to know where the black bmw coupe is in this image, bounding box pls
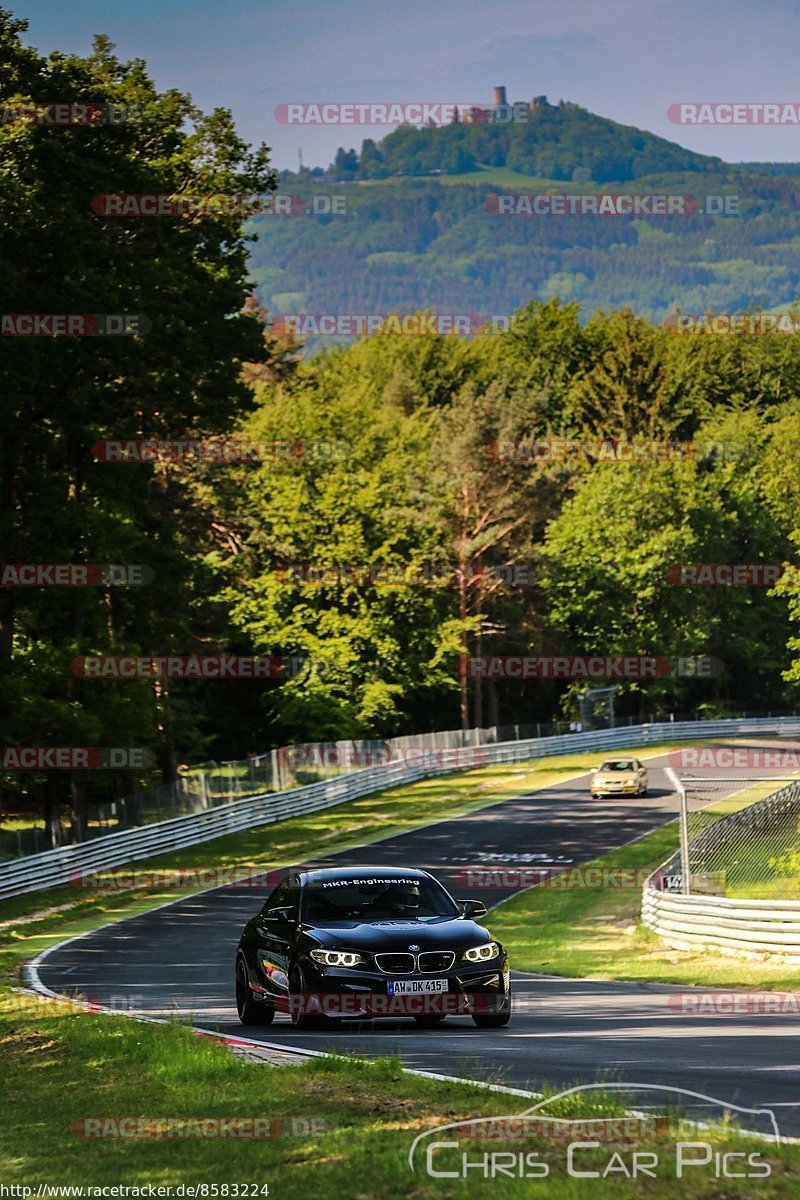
[235,865,511,1030]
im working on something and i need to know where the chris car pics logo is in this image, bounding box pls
[408,1083,779,1180]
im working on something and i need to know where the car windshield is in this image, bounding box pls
[599,760,634,771]
[302,876,459,923]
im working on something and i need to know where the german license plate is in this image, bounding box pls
[387,978,448,995]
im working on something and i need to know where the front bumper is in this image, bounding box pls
[591,781,640,796]
[268,955,511,1019]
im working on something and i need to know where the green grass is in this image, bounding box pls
[435,164,583,188]
[356,164,593,189]
[1,995,797,1194]
[716,825,800,900]
[489,780,800,989]
[657,773,800,900]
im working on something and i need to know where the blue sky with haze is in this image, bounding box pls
[16,0,800,169]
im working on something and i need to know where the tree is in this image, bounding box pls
[0,13,276,835]
[564,309,694,440]
[431,382,543,728]
[540,439,791,717]
[206,374,458,739]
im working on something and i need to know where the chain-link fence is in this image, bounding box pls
[654,767,800,900]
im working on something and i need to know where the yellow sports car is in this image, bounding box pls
[590,756,648,798]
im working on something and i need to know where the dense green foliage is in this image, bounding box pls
[4,13,800,836]
[206,303,800,742]
[0,11,275,833]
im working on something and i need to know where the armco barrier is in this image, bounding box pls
[642,777,800,957]
[3,716,800,902]
[642,891,800,957]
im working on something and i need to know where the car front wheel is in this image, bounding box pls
[289,965,329,1030]
[472,1010,511,1028]
[235,955,275,1026]
[472,992,511,1028]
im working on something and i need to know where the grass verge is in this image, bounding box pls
[1,997,798,1194]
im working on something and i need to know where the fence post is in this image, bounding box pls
[665,766,690,895]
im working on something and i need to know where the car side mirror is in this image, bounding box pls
[267,906,295,924]
[457,899,488,919]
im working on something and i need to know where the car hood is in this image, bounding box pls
[594,770,635,780]
[305,916,491,951]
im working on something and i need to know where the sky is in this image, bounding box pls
[15,0,800,170]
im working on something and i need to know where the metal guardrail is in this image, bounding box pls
[3,715,800,902]
[0,726,502,859]
[642,891,800,957]
[642,777,800,957]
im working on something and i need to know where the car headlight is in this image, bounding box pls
[463,941,500,963]
[624,777,636,785]
[310,949,365,967]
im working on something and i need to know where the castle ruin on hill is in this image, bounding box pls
[452,86,553,125]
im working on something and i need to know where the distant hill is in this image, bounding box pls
[251,102,800,341]
[316,100,725,184]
